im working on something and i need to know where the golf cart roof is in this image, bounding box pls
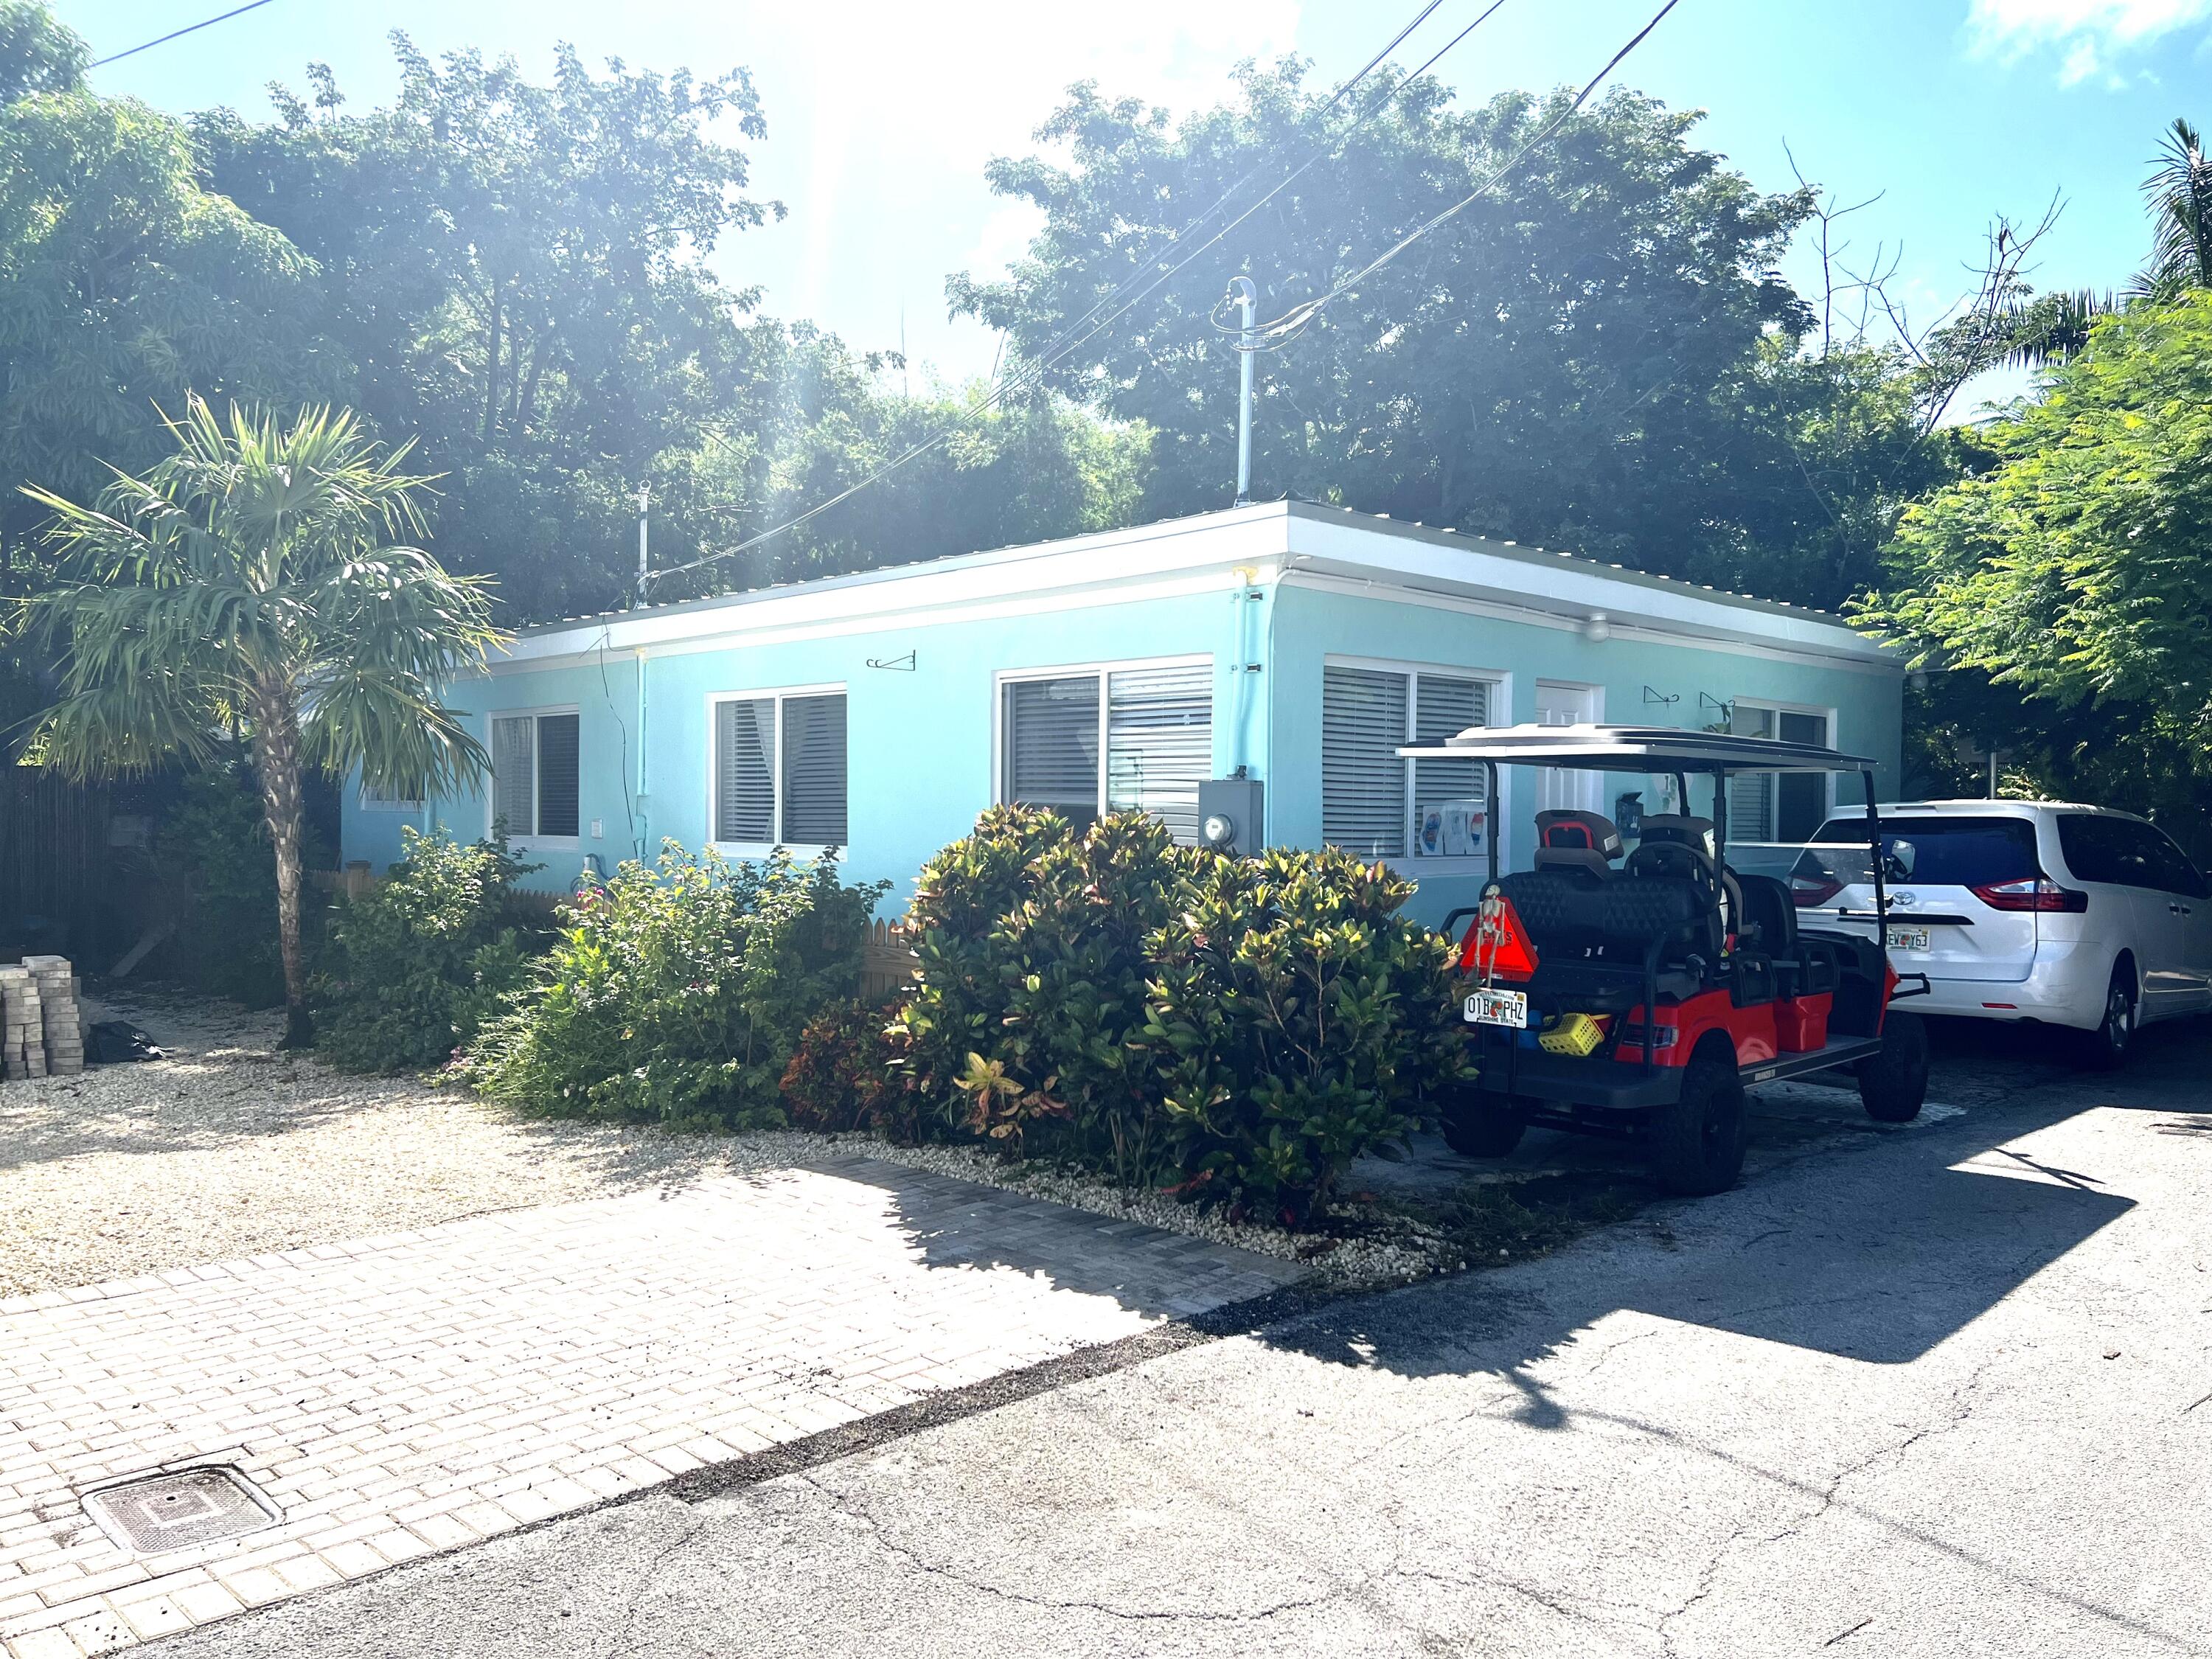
[1397,723,1875,775]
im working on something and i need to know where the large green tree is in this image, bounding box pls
[1861,294,2212,836]
[951,66,1886,600]
[22,399,502,1044]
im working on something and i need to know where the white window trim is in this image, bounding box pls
[358,779,425,813]
[992,654,1213,821]
[1728,697,1840,841]
[486,703,582,851]
[704,682,849,859]
[1324,655,1511,874]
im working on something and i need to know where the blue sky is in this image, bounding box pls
[61,0,2212,405]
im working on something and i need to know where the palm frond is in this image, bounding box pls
[2135,116,2212,296]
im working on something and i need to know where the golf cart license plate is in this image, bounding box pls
[1888,926,1930,952]
[1464,988,1529,1029]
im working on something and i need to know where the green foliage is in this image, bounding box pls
[21,396,504,1040]
[315,827,546,1074]
[1865,295,2212,714]
[147,767,323,1007]
[779,998,905,1134]
[1141,846,1467,1223]
[891,810,1462,1225]
[467,843,888,1128]
[953,67,1882,603]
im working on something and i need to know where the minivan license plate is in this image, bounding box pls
[1464,988,1529,1029]
[1887,926,1930,952]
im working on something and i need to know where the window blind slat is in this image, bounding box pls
[492,716,535,838]
[1412,675,1486,858]
[1006,677,1100,821]
[716,698,776,843]
[781,694,848,846]
[1322,667,1408,858]
[1107,664,1210,846]
[535,713,580,838]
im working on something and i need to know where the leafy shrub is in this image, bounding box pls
[466,842,889,1129]
[314,828,546,1074]
[1140,846,1467,1222]
[779,998,905,1133]
[147,766,328,1006]
[891,810,1466,1223]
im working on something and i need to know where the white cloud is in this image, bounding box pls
[1968,0,2212,82]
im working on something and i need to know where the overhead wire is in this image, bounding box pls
[91,0,280,67]
[1245,0,1684,345]
[650,0,1504,590]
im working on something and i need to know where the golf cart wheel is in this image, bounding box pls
[2070,962,2137,1072]
[1857,1009,1930,1123]
[1648,1046,1746,1196]
[1441,1090,1527,1158]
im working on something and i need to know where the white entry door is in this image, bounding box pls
[1534,682,1604,815]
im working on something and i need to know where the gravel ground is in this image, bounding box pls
[0,987,1452,1301]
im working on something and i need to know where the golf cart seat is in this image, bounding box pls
[1632,814,1743,941]
[1737,873,1841,998]
[1533,809,1624,875]
[1495,864,1722,1006]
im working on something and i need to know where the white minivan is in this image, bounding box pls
[1792,801,2212,1066]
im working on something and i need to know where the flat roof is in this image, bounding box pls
[488,501,1895,674]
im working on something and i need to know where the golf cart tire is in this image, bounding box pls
[1441,1090,1527,1158]
[1648,1043,1745,1196]
[1857,1009,1931,1122]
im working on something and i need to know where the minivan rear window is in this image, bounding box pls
[1809,815,2039,886]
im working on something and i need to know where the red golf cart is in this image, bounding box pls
[1399,725,1932,1195]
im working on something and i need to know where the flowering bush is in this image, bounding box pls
[465,843,888,1128]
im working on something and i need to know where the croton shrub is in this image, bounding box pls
[881,807,1467,1224]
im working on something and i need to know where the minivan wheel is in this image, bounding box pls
[2072,966,2137,1071]
[1647,1048,1746,1196]
[1857,1009,1930,1123]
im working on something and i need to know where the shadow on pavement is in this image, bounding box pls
[1267,1018,2153,1382]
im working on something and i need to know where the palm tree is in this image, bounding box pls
[2137,116,2212,298]
[21,397,504,1046]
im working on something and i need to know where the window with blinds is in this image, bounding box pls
[1107,664,1211,845]
[359,776,423,812]
[712,690,848,848]
[490,711,580,840]
[1322,665,1495,861]
[1004,675,1103,830]
[1001,662,1213,844]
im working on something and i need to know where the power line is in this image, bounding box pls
[1246,0,1684,344]
[651,0,1505,590]
[91,0,280,67]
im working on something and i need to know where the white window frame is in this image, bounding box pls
[992,655,1214,832]
[358,776,424,813]
[1728,697,1840,844]
[486,703,581,850]
[1324,654,1510,874]
[705,682,849,858]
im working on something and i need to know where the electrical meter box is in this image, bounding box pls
[1197,776,1265,855]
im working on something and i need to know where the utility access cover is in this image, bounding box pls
[83,1467,280,1554]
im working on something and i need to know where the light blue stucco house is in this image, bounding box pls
[342,501,1902,924]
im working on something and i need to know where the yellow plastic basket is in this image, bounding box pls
[1538,1012,1610,1057]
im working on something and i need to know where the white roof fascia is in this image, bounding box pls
[1281,507,1895,672]
[487,507,1293,671]
[476,500,1894,678]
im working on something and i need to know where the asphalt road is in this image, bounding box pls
[153,1018,2212,1658]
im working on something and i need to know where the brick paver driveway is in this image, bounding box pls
[0,1155,1303,1658]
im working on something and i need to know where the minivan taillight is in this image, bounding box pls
[1972,877,2087,914]
[1790,874,1842,907]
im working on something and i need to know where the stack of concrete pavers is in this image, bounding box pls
[0,965,45,1079]
[21,956,83,1076]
